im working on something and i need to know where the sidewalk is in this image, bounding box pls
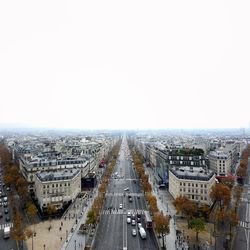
[24,189,97,250]
[25,216,76,250]
[145,166,179,250]
[145,166,215,250]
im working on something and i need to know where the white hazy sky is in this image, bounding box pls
[0,0,250,130]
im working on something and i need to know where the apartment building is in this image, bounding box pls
[169,166,216,205]
[208,150,231,176]
[19,153,91,191]
[34,169,81,211]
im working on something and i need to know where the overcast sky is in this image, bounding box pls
[0,0,250,130]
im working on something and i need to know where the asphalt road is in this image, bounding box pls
[233,157,250,250]
[93,137,159,250]
[0,165,17,250]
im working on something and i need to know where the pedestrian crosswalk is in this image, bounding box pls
[241,197,249,202]
[102,209,146,215]
[239,221,250,229]
[106,192,144,197]
[0,222,13,230]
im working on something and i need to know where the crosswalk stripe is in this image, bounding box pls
[240,197,248,202]
[0,222,13,230]
[101,209,148,215]
[106,193,144,197]
[239,221,250,229]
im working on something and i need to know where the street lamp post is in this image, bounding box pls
[74,239,77,250]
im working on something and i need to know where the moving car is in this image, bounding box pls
[127,218,131,224]
[119,203,123,209]
[132,228,137,236]
[124,187,129,191]
[131,220,136,226]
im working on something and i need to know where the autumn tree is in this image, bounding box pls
[188,218,205,242]
[221,177,235,190]
[146,193,159,213]
[0,144,12,166]
[173,196,196,222]
[225,208,238,240]
[210,183,231,210]
[11,210,26,249]
[233,185,243,210]
[86,209,97,226]
[154,212,170,249]
[46,203,57,226]
[26,202,38,233]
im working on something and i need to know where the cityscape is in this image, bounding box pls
[1,1,250,250]
[0,128,250,250]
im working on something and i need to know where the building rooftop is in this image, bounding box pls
[36,169,80,182]
[170,166,215,181]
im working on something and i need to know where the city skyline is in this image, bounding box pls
[1,1,250,130]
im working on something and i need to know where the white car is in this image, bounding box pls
[127,211,131,217]
[124,187,129,191]
[127,217,131,224]
[138,223,142,229]
[132,228,137,236]
[119,203,123,209]
[131,220,136,226]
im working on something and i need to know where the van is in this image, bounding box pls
[139,227,146,239]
